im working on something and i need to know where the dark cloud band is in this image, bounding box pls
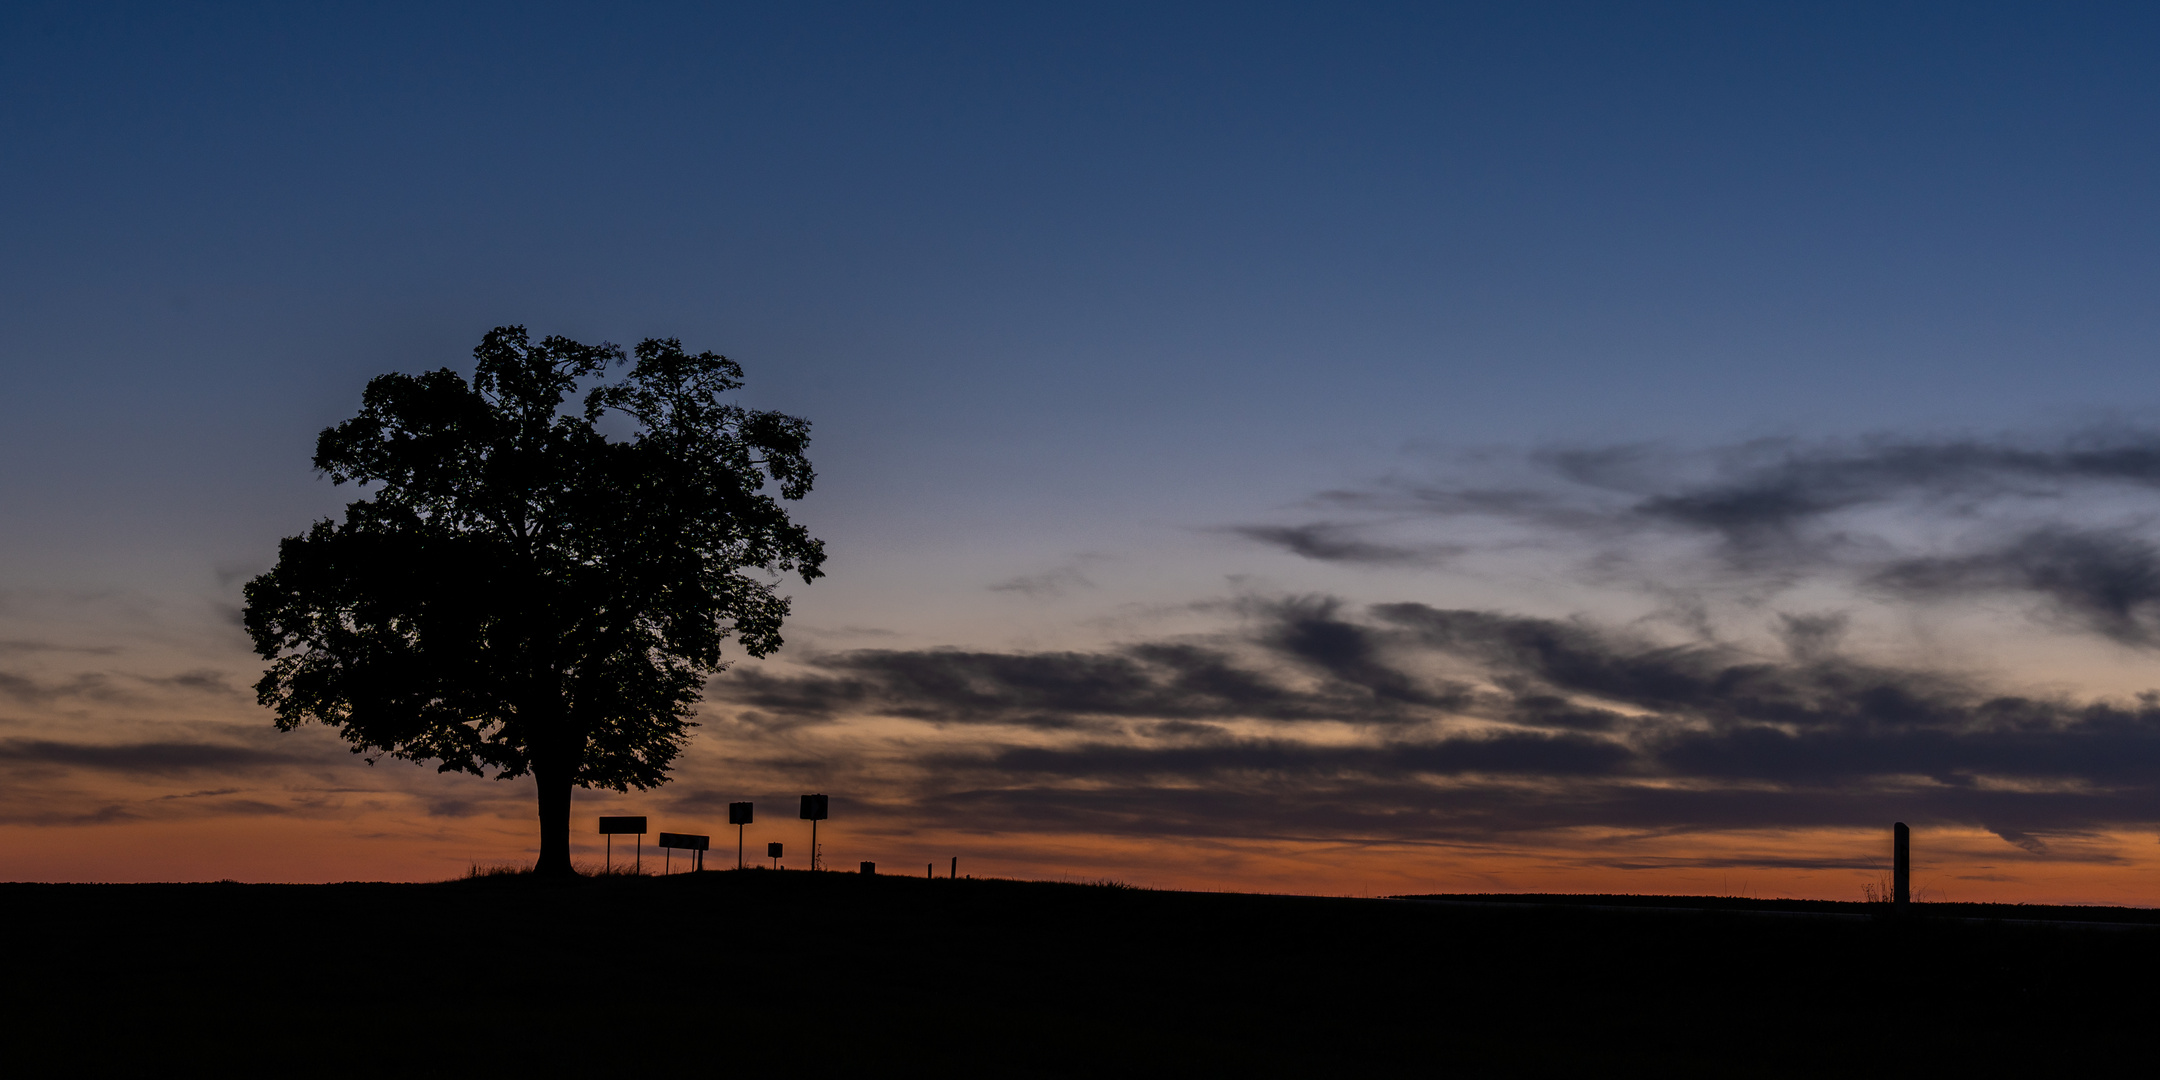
[714,594,2160,855]
[0,738,302,775]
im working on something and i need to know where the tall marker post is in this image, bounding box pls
[729,802,753,869]
[1893,821,1910,910]
[800,794,828,871]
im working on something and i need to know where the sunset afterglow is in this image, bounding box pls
[9,4,2160,907]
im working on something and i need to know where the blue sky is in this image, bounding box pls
[8,3,2160,893]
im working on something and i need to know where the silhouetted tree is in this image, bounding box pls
[244,327,824,875]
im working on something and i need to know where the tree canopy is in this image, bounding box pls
[244,326,824,874]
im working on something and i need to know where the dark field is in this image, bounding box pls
[4,872,2153,1075]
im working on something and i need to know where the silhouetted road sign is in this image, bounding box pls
[730,802,753,869]
[767,841,783,869]
[598,817,646,873]
[800,794,827,871]
[659,832,708,873]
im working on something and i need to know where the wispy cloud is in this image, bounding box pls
[136,669,241,695]
[0,671,120,705]
[1224,523,1462,566]
[1872,527,2160,645]
[989,565,1095,598]
[1238,429,2160,648]
[0,639,119,657]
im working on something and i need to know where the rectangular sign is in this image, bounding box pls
[767,842,783,858]
[597,816,647,835]
[728,801,753,825]
[657,832,709,851]
[799,793,828,820]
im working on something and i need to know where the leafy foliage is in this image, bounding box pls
[244,327,824,802]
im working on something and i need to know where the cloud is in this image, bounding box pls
[424,797,485,818]
[0,667,239,704]
[0,671,119,704]
[1617,434,2160,548]
[966,731,1632,781]
[1356,431,2160,537]
[1226,523,1460,566]
[989,566,1095,598]
[0,804,143,827]
[721,632,1444,729]
[1874,528,2160,645]
[1988,826,2051,854]
[137,670,241,694]
[1272,429,2160,649]
[1257,595,1465,708]
[0,639,119,656]
[712,594,2160,855]
[1773,613,1849,661]
[0,738,301,775]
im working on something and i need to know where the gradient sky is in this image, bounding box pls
[8,2,2160,900]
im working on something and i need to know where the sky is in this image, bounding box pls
[7,2,2160,900]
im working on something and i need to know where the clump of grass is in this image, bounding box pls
[462,863,531,879]
[455,860,653,881]
[577,860,648,877]
[1860,878,1939,903]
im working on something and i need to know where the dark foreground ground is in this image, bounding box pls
[4,872,2154,1075]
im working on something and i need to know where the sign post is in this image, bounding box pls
[598,816,647,874]
[658,832,709,874]
[729,802,753,869]
[800,794,828,871]
[767,841,783,869]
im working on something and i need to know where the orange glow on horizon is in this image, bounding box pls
[8,801,2156,909]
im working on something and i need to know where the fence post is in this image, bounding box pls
[1893,821,1910,909]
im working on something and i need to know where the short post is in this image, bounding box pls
[927,863,933,879]
[1894,821,1910,909]
[950,856,957,880]
[730,802,753,870]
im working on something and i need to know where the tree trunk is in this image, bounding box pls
[533,763,575,877]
